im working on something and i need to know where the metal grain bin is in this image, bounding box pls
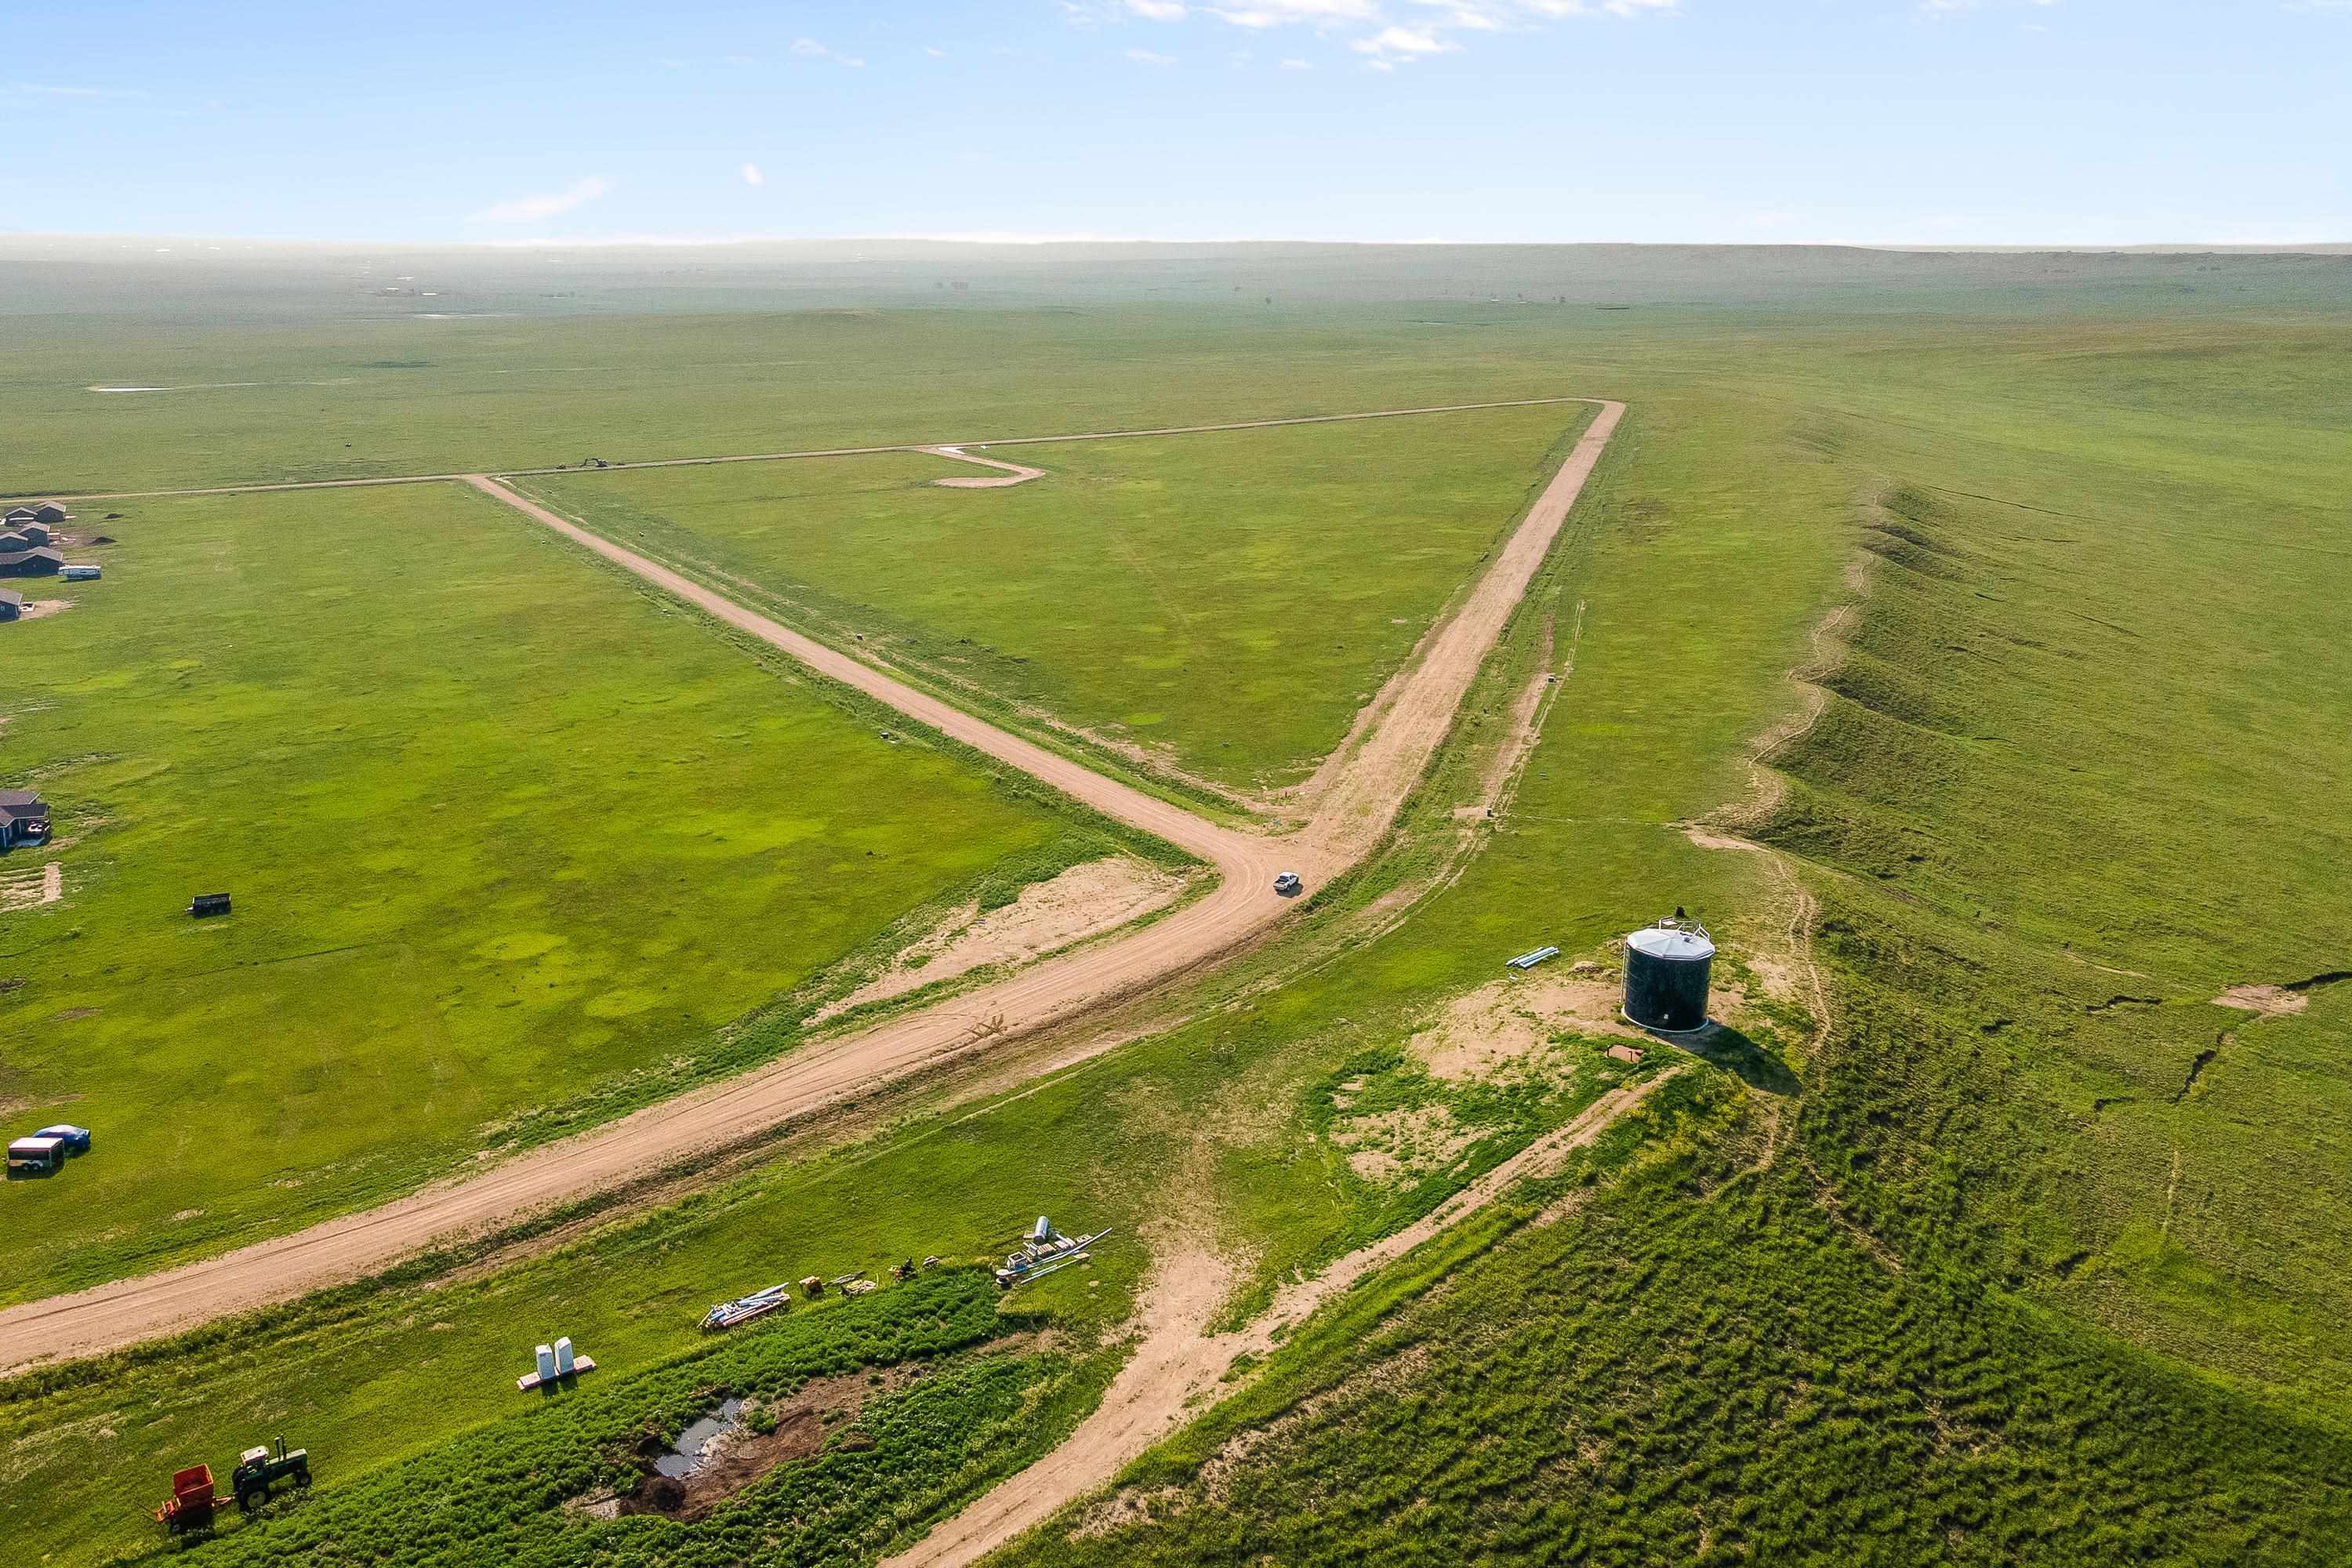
[1623,914,1714,1033]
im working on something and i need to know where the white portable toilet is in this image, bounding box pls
[554,1336,576,1375]
[535,1344,557,1383]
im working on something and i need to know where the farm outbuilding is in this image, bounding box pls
[0,588,20,622]
[32,503,67,525]
[14,523,52,547]
[0,790,52,848]
[0,533,25,554]
[0,546,64,578]
[1,507,34,526]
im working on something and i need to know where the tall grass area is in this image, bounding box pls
[524,404,1592,795]
[0,481,1129,1298]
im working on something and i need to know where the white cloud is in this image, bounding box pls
[470,176,612,224]
[925,44,948,56]
[741,163,765,187]
[1279,55,1312,67]
[791,37,866,66]
[1128,0,1189,16]
[1209,0,1380,27]
[1353,24,1457,56]
[1127,45,1180,61]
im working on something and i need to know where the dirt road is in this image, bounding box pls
[0,400,1622,1374]
[884,1070,1675,1568]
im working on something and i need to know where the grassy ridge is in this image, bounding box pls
[527,403,1592,793]
[0,481,1101,1298]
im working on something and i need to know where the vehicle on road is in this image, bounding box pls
[1273,871,1303,896]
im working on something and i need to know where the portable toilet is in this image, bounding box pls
[554,1336,576,1375]
[535,1344,557,1384]
[1623,910,1715,1033]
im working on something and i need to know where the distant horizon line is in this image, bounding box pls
[3,232,2349,256]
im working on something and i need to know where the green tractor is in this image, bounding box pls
[231,1438,310,1512]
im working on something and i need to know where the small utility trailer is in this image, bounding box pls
[7,1136,66,1174]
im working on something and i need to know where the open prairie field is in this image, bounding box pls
[524,403,1595,795]
[0,479,1128,1301]
[4,250,2351,1568]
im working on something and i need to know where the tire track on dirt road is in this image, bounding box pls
[0,401,1621,1374]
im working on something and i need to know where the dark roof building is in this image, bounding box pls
[14,523,50,547]
[0,546,64,578]
[0,789,50,848]
[0,533,25,554]
[0,588,20,622]
[2,507,34,525]
[32,503,67,525]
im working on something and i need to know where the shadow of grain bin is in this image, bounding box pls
[1672,1022,1801,1097]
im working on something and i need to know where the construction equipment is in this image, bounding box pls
[230,1439,310,1512]
[995,1216,1112,1289]
[701,1283,790,1332]
[156,1465,223,1534]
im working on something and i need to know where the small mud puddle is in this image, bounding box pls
[655,1398,744,1479]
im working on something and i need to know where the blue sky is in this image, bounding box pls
[4,1,2347,245]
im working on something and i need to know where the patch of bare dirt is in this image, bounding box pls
[2212,984,2307,1018]
[816,858,1183,1024]
[12,599,75,623]
[1410,971,1647,1086]
[0,862,65,913]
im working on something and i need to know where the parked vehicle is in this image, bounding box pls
[1273,871,1303,896]
[232,1438,310,1512]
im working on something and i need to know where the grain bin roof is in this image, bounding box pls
[1628,925,1715,961]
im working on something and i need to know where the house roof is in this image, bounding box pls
[0,790,49,819]
[0,587,21,605]
[2,507,34,521]
[0,546,64,571]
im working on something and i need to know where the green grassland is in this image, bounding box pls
[3,251,2350,1565]
[0,480,1129,1301]
[522,403,1594,793]
[0,342,1838,1566]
